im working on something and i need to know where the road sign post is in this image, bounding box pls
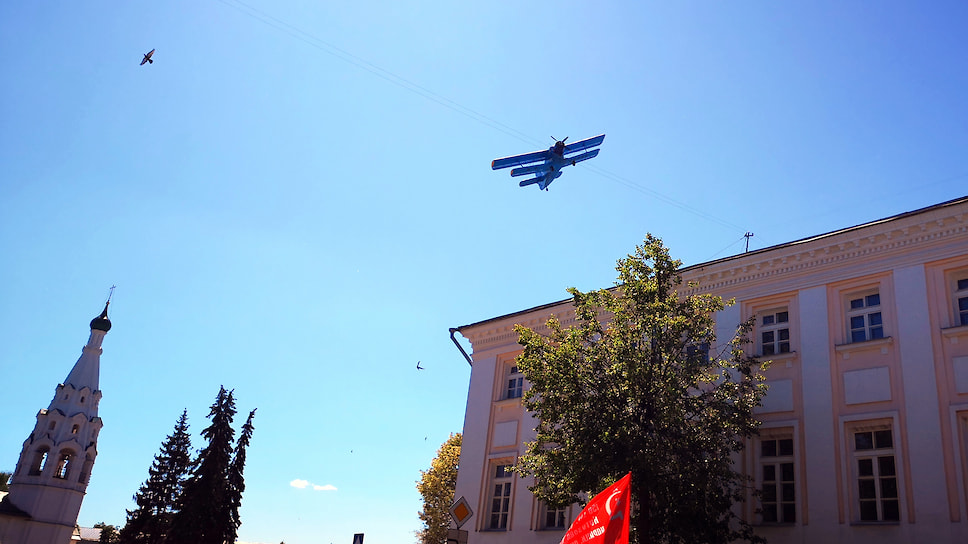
[446,528,468,544]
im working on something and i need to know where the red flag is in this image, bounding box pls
[560,473,631,544]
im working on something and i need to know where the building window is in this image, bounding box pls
[488,464,513,530]
[54,451,74,480]
[686,341,710,360]
[852,426,899,522]
[539,503,568,530]
[48,421,56,431]
[71,424,79,435]
[78,458,94,484]
[955,277,968,327]
[847,292,884,343]
[760,436,796,523]
[505,365,524,399]
[29,447,50,476]
[759,310,791,356]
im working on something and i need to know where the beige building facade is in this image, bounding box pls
[452,196,968,543]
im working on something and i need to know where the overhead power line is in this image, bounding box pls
[214,0,751,235]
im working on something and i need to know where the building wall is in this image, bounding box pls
[453,197,968,543]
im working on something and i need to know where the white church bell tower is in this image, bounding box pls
[0,302,111,544]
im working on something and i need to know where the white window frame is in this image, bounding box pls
[953,275,968,327]
[841,416,904,524]
[487,463,514,530]
[756,427,800,525]
[846,291,884,343]
[504,364,524,400]
[537,502,569,530]
[758,308,791,357]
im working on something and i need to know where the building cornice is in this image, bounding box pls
[682,207,967,298]
[457,197,968,355]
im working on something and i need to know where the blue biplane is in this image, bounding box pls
[491,134,605,190]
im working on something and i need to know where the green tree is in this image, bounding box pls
[416,433,461,544]
[119,410,192,544]
[227,409,257,543]
[0,471,11,492]
[94,522,120,544]
[513,235,768,544]
[169,387,239,544]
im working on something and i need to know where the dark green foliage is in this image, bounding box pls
[227,409,257,543]
[95,522,120,544]
[513,235,768,544]
[119,388,256,544]
[168,386,239,544]
[0,471,11,492]
[119,410,192,544]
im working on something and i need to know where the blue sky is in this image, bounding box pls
[1,1,966,543]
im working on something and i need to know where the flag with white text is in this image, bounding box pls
[560,473,631,544]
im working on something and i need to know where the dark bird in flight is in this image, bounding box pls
[141,49,155,65]
[416,361,424,370]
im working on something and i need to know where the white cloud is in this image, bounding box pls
[290,478,337,491]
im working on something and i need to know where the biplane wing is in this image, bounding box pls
[491,149,549,170]
[567,148,600,165]
[509,163,552,177]
[563,134,605,155]
[519,170,562,190]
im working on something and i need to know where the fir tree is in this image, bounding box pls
[168,387,238,544]
[227,409,256,543]
[119,410,192,544]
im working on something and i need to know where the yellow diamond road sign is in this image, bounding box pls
[450,496,473,528]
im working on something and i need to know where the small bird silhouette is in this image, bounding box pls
[416,361,424,370]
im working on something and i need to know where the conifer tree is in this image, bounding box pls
[168,387,237,544]
[227,409,257,543]
[119,410,192,544]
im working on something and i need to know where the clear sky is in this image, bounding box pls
[1,1,966,543]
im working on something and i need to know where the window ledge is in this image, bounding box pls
[757,351,797,362]
[494,397,523,408]
[849,521,901,526]
[941,324,968,339]
[835,336,894,355]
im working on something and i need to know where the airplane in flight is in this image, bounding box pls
[491,134,605,190]
[140,49,155,66]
